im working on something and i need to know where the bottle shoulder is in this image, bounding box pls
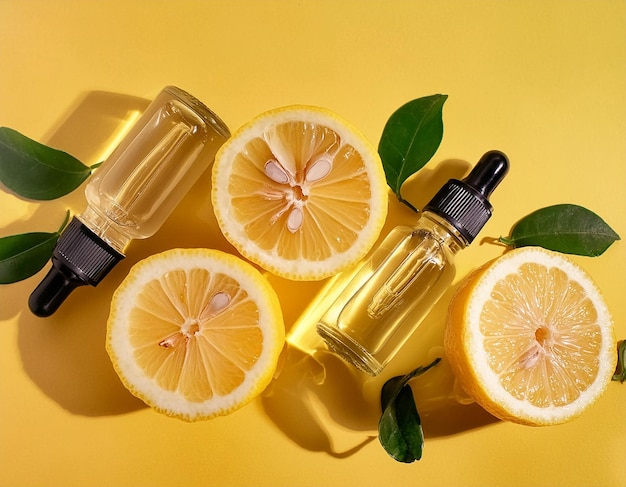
[413,212,468,252]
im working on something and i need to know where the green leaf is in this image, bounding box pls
[499,204,620,257]
[379,383,423,462]
[613,340,626,383]
[378,357,440,463]
[0,210,69,284]
[378,94,447,211]
[0,127,94,200]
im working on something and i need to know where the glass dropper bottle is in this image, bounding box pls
[316,150,509,376]
[29,86,230,317]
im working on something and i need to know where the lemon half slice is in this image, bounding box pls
[106,248,285,421]
[445,247,616,426]
[211,105,388,281]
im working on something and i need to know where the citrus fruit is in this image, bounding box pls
[444,246,616,426]
[106,248,285,421]
[211,105,388,281]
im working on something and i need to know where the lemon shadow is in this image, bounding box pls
[260,159,499,456]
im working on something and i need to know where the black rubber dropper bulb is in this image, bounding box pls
[28,257,85,317]
[463,150,509,200]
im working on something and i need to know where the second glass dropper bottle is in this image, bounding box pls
[28,86,230,317]
[316,150,510,376]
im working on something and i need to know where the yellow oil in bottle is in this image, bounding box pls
[317,214,463,375]
[317,150,510,376]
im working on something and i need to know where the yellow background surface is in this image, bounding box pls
[1,1,625,486]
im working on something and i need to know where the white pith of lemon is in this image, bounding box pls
[211,105,388,281]
[444,246,616,426]
[106,248,285,421]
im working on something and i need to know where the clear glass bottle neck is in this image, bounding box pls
[416,210,469,254]
[78,206,132,253]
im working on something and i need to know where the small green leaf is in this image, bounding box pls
[0,127,94,200]
[378,95,447,211]
[499,204,620,257]
[379,383,424,463]
[378,358,440,463]
[613,340,626,383]
[0,210,69,284]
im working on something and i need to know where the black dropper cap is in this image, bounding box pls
[423,150,509,243]
[28,217,124,317]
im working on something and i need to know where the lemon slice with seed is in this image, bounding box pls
[211,105,388,281]
[106,248,284,421]
[444,247,616,426]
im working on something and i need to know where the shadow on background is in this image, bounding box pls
[261,298,499,458]
[261,289,499,458]
[6,109,499,446]
[261,159,499,457]
[8,91,151,416]
[7,90,234,417]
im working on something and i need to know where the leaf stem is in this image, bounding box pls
[57,210,71,235]
[498,235,514,246]
[382,357,442,418]
[399,197,418,213]
[405,357,441,383]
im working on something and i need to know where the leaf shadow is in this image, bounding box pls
[399,158,472,212]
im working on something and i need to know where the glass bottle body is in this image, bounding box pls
[317,211,467,375]
[80,86,230,253]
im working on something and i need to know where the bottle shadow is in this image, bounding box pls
[260,160,501,456]
[4,91,151,416]
[0,91,151,233]
[5,90,232,417]
[260,287,499,458]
